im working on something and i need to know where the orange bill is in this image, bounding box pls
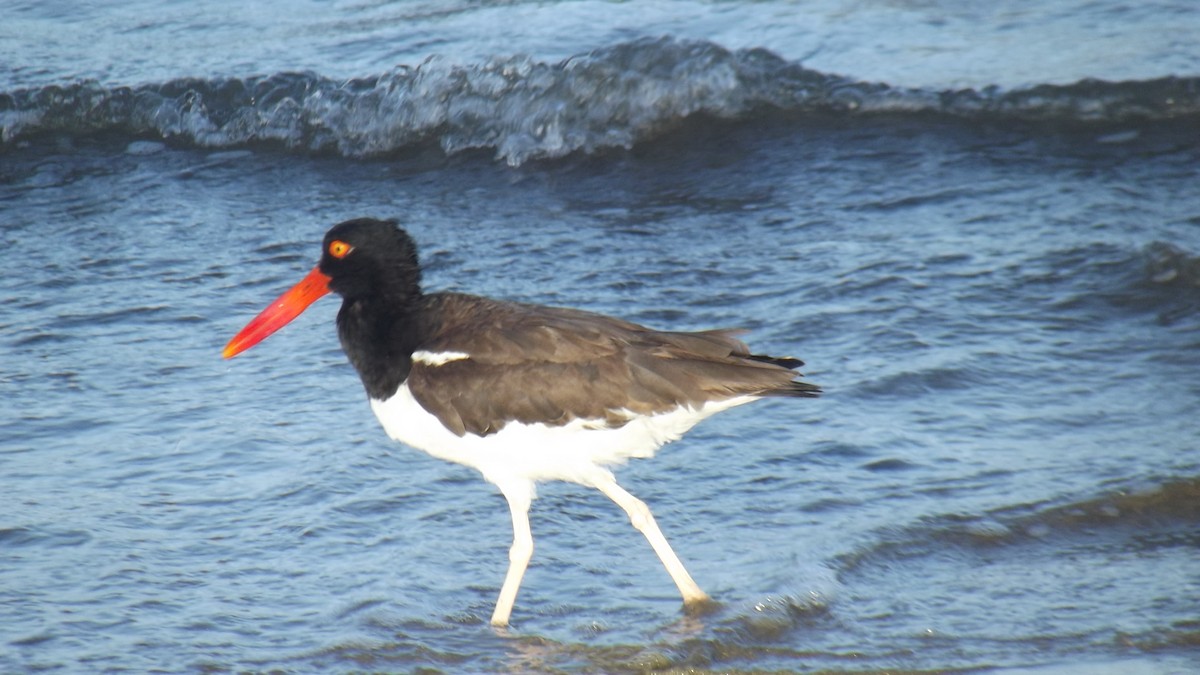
[223,266,331,358]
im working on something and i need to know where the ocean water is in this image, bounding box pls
[3,1,1199,673]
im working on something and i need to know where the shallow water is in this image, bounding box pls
[3,1,1200,673]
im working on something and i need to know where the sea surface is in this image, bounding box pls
[3,1,1199,673]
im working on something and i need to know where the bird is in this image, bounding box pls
[223,218,820,627]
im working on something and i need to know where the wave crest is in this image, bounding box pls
[3,37,1198,165]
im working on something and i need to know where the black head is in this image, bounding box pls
[319,218,422,303]
[223,218,423,362]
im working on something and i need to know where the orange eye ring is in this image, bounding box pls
[329,240,354,259]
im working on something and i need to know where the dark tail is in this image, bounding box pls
[747,353,822,398]
[747,353,805,369]
[778,379,822,398]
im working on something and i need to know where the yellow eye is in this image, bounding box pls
[329,240,353,259]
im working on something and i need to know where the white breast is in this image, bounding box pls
[369,381,755,493]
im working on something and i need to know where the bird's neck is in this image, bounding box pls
[336,293,426,401]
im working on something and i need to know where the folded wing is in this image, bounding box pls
[407,293,820,436]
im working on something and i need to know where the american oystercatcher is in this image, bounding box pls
[223,218,820,626]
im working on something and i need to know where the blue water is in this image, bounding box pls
[3,2,1200,673]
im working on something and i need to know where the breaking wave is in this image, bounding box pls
[2,37,1198,166]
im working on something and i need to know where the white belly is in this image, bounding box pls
[369,381,755,494]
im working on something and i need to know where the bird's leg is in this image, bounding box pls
[592,476,711,606]
[491,487,533,627]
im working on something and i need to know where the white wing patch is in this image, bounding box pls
[412,350,470,366]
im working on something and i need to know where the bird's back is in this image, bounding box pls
[401,292,820,438]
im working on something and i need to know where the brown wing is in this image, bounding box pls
[407,293,817,436]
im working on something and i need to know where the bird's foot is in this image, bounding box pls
[682,594,722,617]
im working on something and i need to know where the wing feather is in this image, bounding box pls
[406,293,816,436]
